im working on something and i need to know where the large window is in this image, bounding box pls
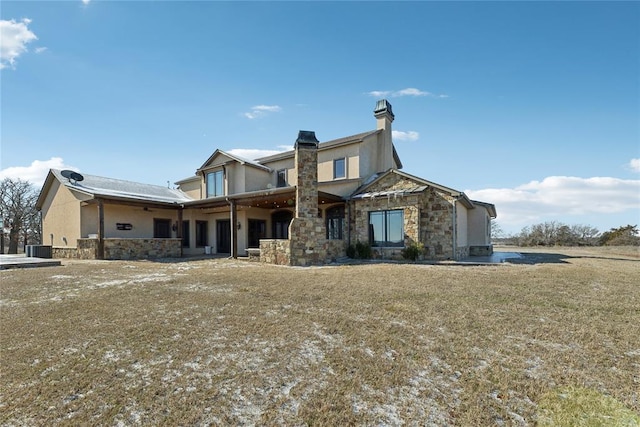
[369,210,404,247]
[333,158,346,179]
[206,170,224,197]
[195,220,208,247]
[326,206,344,240]
[276,169,287,187]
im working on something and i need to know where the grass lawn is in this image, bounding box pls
[1,246,639,426]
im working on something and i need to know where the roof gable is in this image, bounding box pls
[351,169,475,208]
[197,149,271,173]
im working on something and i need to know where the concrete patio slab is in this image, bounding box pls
[0,254,62,270]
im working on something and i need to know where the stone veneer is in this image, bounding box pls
[260,238,345,265]
[259,131,346,266]
[351,172,460,260]
[52,238,181,260]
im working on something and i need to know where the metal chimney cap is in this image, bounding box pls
[374,99,394,119]
[295,130,319,148]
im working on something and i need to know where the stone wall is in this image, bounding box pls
[52,238,181,260]
[104,238,182,260]
[470,245,493,256]
[259,238,345,266]
[260,239,291,265]
[52,238,99,259]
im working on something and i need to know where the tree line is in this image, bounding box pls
[494,221,639,247]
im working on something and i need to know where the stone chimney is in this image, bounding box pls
[374,99,395,172]
[294,130,319,219]
[287,130,326,266]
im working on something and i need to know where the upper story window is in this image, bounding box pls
[206,170,224,197]
[333,158,346,179]
[277,169,287,187]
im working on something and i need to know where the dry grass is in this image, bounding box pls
[1,246,639,426]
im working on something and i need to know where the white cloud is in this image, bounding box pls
[244,105,282,119]
[0,18,38,69]
[466,176,640,232]
[82,0,91,4]
[0,157,78,188]
[366,88,448,99]
[34,46,47,54]
[392,130,420,142]
[629,158,640,172]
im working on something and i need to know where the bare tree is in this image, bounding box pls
[0,178,40,254]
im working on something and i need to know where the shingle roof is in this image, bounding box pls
[49,169,193,205]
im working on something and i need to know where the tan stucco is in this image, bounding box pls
[40,180,82,247]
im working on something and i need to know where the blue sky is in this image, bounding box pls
[1,1,639,235]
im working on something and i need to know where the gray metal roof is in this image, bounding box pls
[351,185,428,200]
[50,169,193,205]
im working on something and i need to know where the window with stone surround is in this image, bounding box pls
[326,206,344,240]
[333,158,346,179]
[369,210,404,247]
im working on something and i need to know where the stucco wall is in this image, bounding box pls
[468,207,491,246]
[41,180,83,248]
[177,178,201,199]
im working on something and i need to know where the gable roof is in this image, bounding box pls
[196,149,272,174]
[36,169,193,209]
[351,169,476,209]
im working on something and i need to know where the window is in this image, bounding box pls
[333,158,346,179]
[206,170,224,197]
[195,220,208,247]
[154,218,172,238]
[326,206,344,240]
[277,169,287,187]
[182,220,190,248]
[369,210,404,247]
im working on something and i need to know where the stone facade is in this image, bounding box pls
[52,238,99,259]
[104,238,182,260]
[52,238,181,260]
[351,172,459,260]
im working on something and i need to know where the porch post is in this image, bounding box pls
[177,208,183,257]
[229,200,238,258]
[97,199,105,259]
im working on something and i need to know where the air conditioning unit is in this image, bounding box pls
[26,245,53,258]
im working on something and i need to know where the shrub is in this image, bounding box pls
[347,241,372,259]
[401,242,425,261]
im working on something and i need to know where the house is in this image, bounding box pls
[36,100,496,265]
